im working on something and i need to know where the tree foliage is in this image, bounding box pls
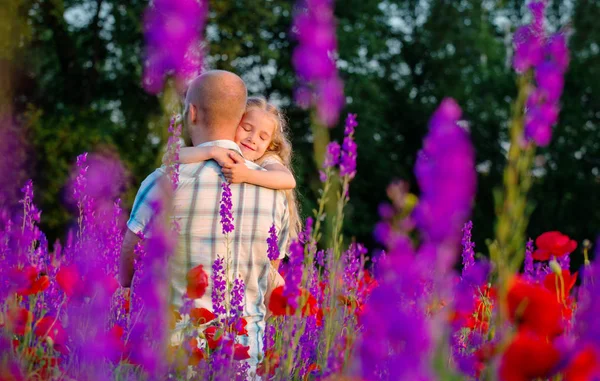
[4,0,599,268]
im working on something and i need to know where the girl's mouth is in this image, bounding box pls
[241,142,255,151]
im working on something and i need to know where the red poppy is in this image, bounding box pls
[507,277,563,338]
[121,289,131,313]
[268,285,294,316]
[204,326,222,350]
[257,350,280,377]
[306,363,321,378]
[101,274,120,296]
[499,333,561,381]
[300,289,319,317]
[7,307,32,336]
[233,343,250,361]
[56,264,80,297]
[186,265,208,299]
[357,270,378,300]
[231,317,248,336]
[34,316,67,350]
[533,231,577,261]
[13,266,50,296]
[187,338,205,366]
[107,324,127,362]
[189,308,216,326]
[562,345,600,381]
[543,270,578,300]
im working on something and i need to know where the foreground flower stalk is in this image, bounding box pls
[491,0,570,334]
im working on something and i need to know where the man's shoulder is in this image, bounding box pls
[178,161,222,180]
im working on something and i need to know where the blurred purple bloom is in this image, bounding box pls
[513,25,544,74]
[165,115,182,189]
[524,110,552,146]
[0,116,29,208]
[267,224,280,261]
[575,262,600,351]
[219,181,234,235]
[528,1,546,35]
[319,170,327,182]
[461,221,475,273]
[359,251,434,380]
[535,61,565,102]
[142,0,208,94]
[413,98,476,245]
[316,77,345,127]
[516,3,570,147]
[292,0,344,126]
[546,33,570,72]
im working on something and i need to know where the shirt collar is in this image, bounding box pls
[195,140,244,158]
[194,140,264,171]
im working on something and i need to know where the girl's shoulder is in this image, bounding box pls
[258,154,284,167]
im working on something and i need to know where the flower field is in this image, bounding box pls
[1,0,599,380]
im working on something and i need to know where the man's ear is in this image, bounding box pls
[189,104,198,124]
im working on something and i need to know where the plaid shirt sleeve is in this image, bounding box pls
[127,168,166,235]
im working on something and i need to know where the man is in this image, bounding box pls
[119,70,289,370]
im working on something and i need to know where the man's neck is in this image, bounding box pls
[190,127,235,146]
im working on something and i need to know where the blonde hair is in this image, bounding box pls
[246,96,302,241]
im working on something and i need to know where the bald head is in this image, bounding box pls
[184,70,247,145]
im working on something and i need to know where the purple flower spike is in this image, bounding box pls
[516,1,569,147]
[340,113,359,178]
[219,181,234,235]
[211,256,227,316]
[323,141,341,169]
[283,238,304,309]
[231,277,245,318]
[524,239,535,280]
[267,224,280,261]
[413,98,476,245]
[461,221,475,274]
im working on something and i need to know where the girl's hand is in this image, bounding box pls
[222,152,250,184]
[210,146,235,167]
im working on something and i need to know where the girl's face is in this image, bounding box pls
[235,108,276,161]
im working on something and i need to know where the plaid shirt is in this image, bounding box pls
[127,140,289,364]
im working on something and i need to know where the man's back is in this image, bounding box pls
[127,141,289,364]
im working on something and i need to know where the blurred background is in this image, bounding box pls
[0,0,598,267]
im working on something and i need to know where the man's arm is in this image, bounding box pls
[119,229,141,287]
[119,168,167,287]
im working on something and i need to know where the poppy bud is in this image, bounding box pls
[549,260,561,275]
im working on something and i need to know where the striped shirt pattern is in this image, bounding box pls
[127,140,289,366]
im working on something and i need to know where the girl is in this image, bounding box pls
[178,97,299,314]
